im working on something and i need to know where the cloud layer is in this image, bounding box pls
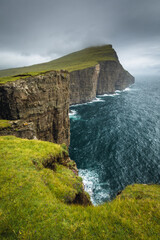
[0,0,160,75]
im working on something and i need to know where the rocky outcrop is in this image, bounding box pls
[0,120,37,139]
[0,70,70,146]
[70,60,135,105]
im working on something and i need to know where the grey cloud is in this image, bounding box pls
[0,0,160,74]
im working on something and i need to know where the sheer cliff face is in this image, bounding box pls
[70,61,135,104]
[70,64,100,105]
[0,71,70,146]
[97,61,135,94]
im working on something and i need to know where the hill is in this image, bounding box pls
[0,45,117,78]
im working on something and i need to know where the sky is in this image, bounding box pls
[0,0,160,75]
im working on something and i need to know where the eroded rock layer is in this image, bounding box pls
[0,70,70,146]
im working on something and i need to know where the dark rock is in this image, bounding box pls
[97,61,134,94]
[70,64,100,105]
[0,120,37,140]
[0,71,70,146]
[71,191,92,206]
[70,60,135,105]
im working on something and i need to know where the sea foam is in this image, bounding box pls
[69,110,81,120]
[79,169,110,205]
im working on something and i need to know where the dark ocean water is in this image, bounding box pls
[69,76,160,205]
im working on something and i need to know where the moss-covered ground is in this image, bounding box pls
[0,45,117,82]
[0,120,12,130]
[0,136,160,239]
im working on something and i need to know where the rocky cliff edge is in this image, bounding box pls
[0,70,70,146]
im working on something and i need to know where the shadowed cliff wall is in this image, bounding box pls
[0,70,70,146]
[70,60,135,105]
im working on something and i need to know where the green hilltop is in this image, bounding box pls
[0,45,117,81]
[0,136,160,240]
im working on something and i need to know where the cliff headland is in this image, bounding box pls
[0,45,134,144]
[0,45,135,106]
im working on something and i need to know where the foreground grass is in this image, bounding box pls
[0,45,117,81]
[0,136,160,240]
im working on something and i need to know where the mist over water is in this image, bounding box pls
[69,76,160,205]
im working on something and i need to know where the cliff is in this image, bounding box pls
[0,45,135,145]
[0,70,70,146]
[70,64,100,104]
[70,55,134,104]
[97,61,134,94]
[0,45,135,106]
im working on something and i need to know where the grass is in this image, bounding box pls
[0,70,56,85]
[0,136,160,239]
[0,45,117,82]
[0,120,12,129]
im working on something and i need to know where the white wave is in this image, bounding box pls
[71,97,105,107]
[70,103,83,107]
[88,97,105,103]
[98,93,120,97]
[69,110,81,120]
[69,109,77,116]
[71,86,134,107]
[82,97,105,105]
[122,87,131,92]
[79,169,110,205]
[97,86,133,97]
[115,86,134,93]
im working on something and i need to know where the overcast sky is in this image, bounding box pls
[0,0,160,75]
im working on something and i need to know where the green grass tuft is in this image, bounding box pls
[0,120,12,129]
[0,136,160,239]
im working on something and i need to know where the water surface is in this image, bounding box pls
[69,76,160,205]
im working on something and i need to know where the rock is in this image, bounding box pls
[0,71,70,146]
[70,64,100,105]
[97,61,134,94]
[0,120,37,139]
[70,60,135,105]
[71,191,92,206]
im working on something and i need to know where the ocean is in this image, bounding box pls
[69,76,160,205]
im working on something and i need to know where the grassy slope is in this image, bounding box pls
[0,136,160,240]
[0,45,117,83]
